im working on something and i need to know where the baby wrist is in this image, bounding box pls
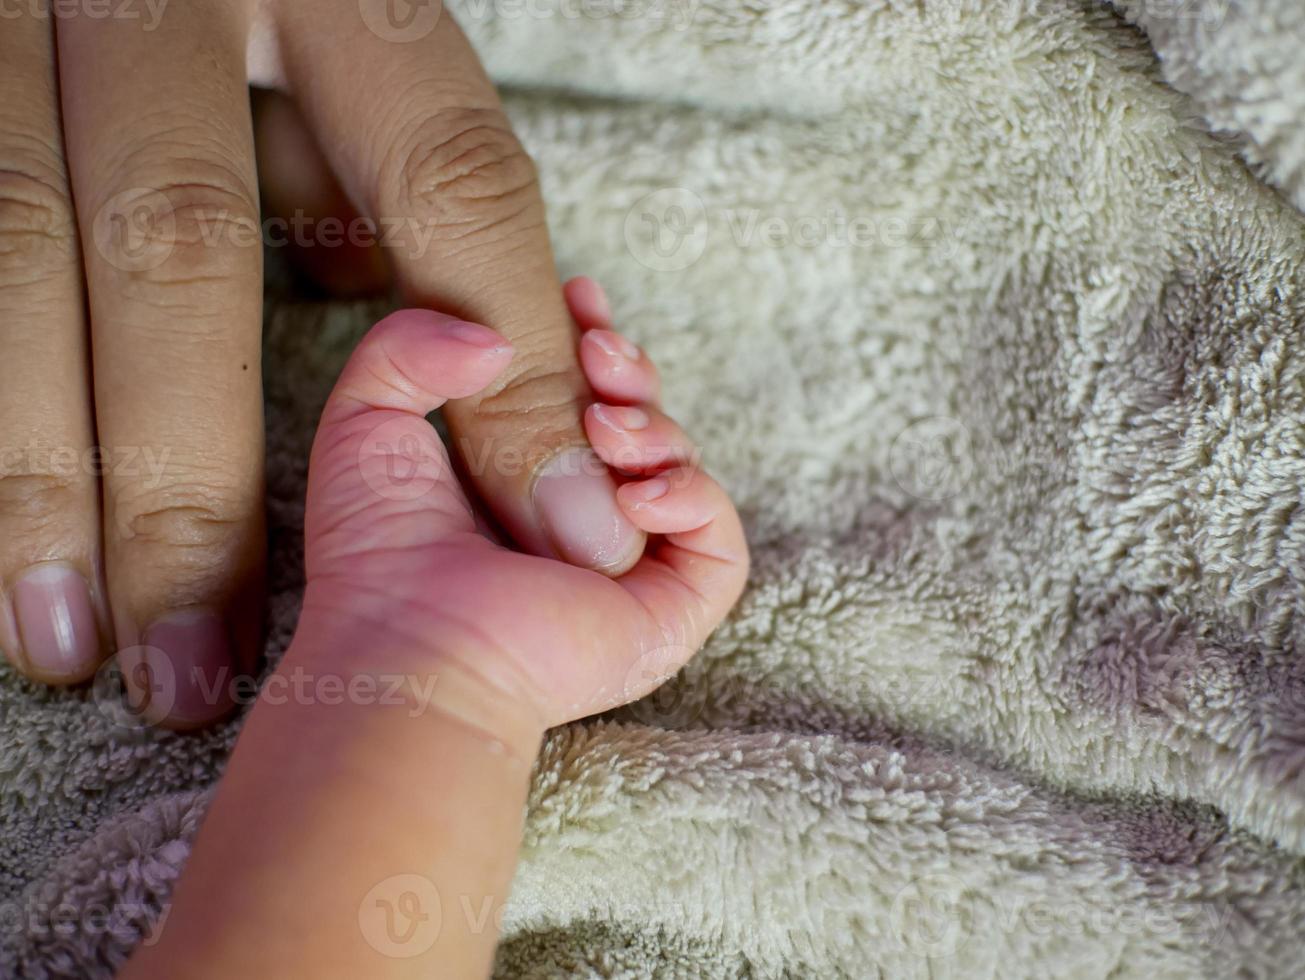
[282,597,548,762]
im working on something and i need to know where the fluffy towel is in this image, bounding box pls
[2,0,1304,975]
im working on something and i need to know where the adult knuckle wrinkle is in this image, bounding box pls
[389,109,539,232]
[96,167,260,286]
[474,364,585,422]
[113,485,248,553]
[0,164,76,266]
[0,471,83,530]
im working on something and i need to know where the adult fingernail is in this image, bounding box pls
[10,563,101,682]
[135,610,236,728]
[532,447,641,572]
[585,330,640,362]
[590,404,650,432]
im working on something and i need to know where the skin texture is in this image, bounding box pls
[0,2,638,726]
[119,282,748,978]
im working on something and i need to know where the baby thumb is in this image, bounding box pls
[303,310,513,576]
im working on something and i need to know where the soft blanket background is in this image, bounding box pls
[2,0,1304,975]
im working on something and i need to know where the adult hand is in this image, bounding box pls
[0,1,641,722]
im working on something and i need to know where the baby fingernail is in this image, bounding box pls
[444,319,510,351]
[621,477,670,508]
[10,563,101,681]
[587,280,612,322]
[590,404,650,432]
[134,609,236,728]
[585,330,640,362]
[532,447,641,572]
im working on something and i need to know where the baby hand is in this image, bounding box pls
[296,279,748,733]
[118,281,747,980]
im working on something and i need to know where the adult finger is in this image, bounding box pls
[58,0,264,728]
[251,88,389,297]
[0,7,108,683]
[272,3,645,575]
